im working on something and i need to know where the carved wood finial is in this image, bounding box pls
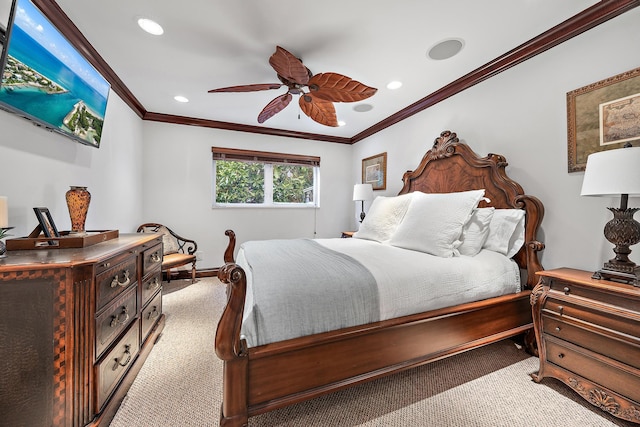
[432,130,458,148]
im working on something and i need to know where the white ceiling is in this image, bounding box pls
[5,0,600,138]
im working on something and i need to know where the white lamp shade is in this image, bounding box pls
[353,183,373,201]
[581,146,640,197]
[0,197,7,228]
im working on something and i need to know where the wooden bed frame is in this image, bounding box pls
[215,130,545,426]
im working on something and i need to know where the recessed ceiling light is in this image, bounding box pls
[386,81,402,90]
[428,38,464,60]
[353,104,373,113]
[174,95,189,103]
[138,18,164,36]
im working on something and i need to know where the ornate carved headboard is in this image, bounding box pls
[398,130,545,288]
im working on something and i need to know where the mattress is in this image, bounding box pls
[238,237,521,347]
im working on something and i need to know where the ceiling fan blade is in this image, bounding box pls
[208,83,283,93]
[269,46,310,85]
[307,72,377,102]
[257,93,292,123]
[298,93,338,127]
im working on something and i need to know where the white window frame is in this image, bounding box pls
[212,147,320,208]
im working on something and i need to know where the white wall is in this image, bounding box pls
[0,92,145,238]
[141,121,352,269]
[352,8,640,272]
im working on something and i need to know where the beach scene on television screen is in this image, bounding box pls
[0,0,109,146]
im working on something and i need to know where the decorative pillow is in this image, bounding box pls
[482,209,526,257]
[458,207,495,257]
[389,189,485,257]
[159,226,180,255]
[353,193,413,242]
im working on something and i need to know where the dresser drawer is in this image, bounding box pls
[141,290,163,342]
[542,297,640,340]
[142,243,163,277]
[542,314,640,370]
[95,322,140,411]
[95,285,137,359]
[96,256,138,311]
[141,269,162,306]
[545,337,640,403]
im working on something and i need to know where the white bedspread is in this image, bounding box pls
[237,238,521,347]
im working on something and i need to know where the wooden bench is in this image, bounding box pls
[137,223,197,283]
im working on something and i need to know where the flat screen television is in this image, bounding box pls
[0,0,110,147]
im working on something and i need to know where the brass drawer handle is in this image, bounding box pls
[110,306,130,328]
[147,306,160,320]
[110,270,131,288]
[150,252,162,263]
[555,326,561,332]
[113,345,132,370]
[563,286,570,294]
[147,277,160,291]
[557,305,564,315]
[558,353,565,359]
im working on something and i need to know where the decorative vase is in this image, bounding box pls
[65,186,91,235]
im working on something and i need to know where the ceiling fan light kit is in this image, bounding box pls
[208,46,377,127]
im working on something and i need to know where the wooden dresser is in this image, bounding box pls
[0,233,165,427]
[531,268,640,424]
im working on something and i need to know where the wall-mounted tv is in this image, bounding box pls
[0,0,110,147]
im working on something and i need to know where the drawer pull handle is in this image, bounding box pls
[563,286,570,294]
[111,270,131,288]
[150,252,162,263]
[147,306,160,320]
[557,305,563,315]
[555,326,561,332]
[558,353,565,359]
[102,262,111,268]
[147,278,160,291]
[113,345,132,370]
[110,306,130,328]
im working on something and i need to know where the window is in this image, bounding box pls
[212,147,320,207]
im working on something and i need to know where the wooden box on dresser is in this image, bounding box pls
[0,233,165,427]
[531,268,640,424]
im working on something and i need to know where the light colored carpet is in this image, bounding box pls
[110,278,634,427]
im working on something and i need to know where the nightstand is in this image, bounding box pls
[341,231,355,238]
[531,268,640,424]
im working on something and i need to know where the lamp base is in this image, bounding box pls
[592,266,640,287]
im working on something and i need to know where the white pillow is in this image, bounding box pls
[389,189,485,257]
[483,209,526,257]
[353,193,412,242]
[458,207,495,257]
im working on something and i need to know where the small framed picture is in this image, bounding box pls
[33,207,60,238]
[362,152,387,190]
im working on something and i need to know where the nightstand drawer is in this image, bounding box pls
[547,277,640,313]
[545,337,640,403]
[542,314,640,369]
[543,297,640,340]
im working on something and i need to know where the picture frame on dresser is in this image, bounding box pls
[567,66,640,173]
[33,207,60,238]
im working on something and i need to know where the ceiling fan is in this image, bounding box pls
[208,46,377,127]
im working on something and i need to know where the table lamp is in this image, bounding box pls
[580,144,640,286]
[353,184,373,223]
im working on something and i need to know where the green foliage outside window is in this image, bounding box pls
[273,165,314,203]
[215,161,264,203]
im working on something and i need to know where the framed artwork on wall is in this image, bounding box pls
[362,152,387,190]
[567,66,640,173]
